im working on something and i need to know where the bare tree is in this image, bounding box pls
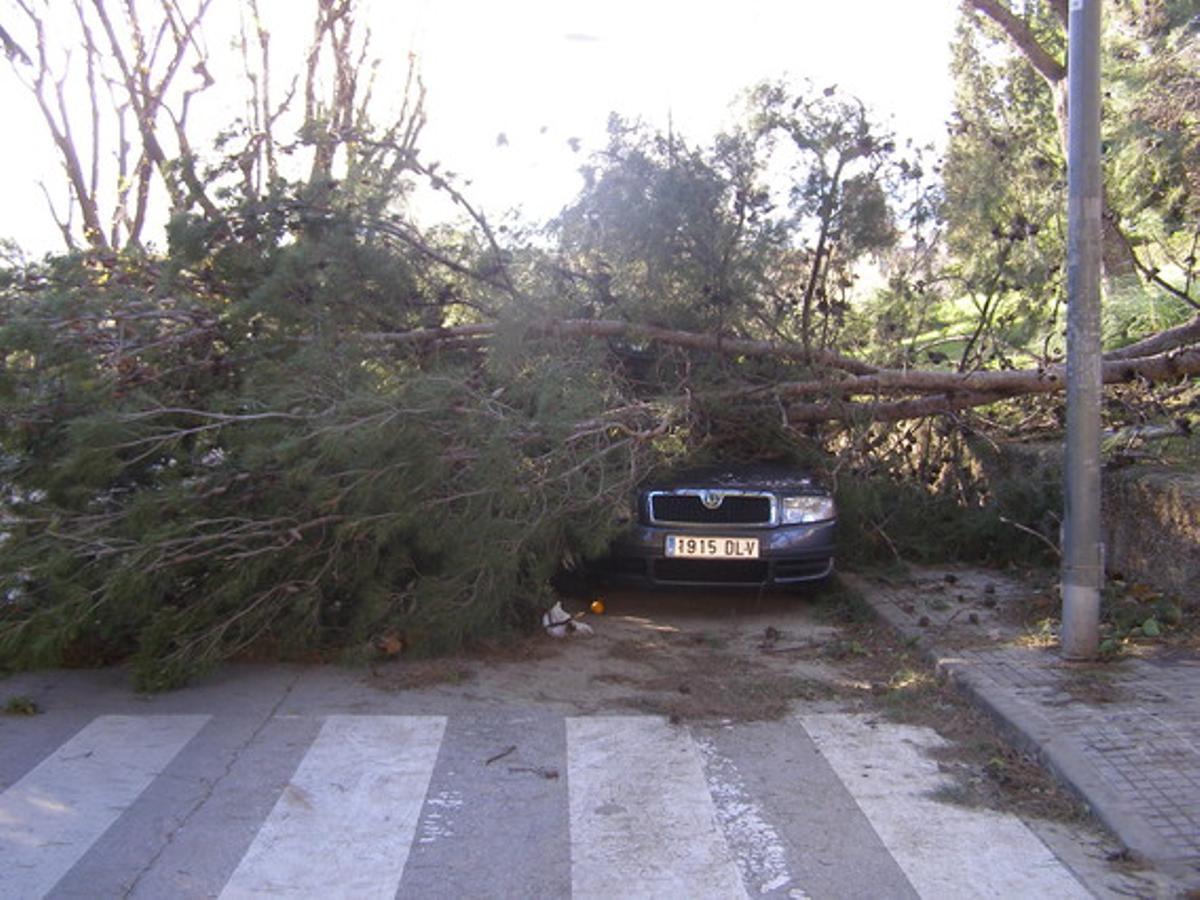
[0,20,30,63]
[228,0,293,201]
[4,0,430,251]
[297,0,426,210]
[4,0,218,250]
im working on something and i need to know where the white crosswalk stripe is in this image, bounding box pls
[566,715,748,899]
[802,713,1092,899]
[219,715,446,900]
[0,711,1095,898]
[0,714,210,899]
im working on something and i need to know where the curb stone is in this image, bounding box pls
[846,569,1200,890]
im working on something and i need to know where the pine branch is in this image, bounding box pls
[362,319,879,376]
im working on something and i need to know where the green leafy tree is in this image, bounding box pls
[749,79,910,353]
[550,115,785,336]
[551,82,927,360]
[1103,0,1199,314]
[950,0,1198,359]
[940,13,1068,370]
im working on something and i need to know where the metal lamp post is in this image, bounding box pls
[1061,0,1103,660]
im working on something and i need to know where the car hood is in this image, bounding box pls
[641,463,828,494]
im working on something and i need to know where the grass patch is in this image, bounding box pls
[4,695,40,715]
[1003,576,1198,658]
[810,575,876,625]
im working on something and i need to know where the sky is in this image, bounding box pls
[0,1,962,255]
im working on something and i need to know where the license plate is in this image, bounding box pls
[665,535,760,559]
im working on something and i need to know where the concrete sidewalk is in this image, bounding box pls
[849,567,1200,891]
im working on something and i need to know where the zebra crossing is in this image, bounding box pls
[1,711,1092,899]
[219,716,445,899]
[566,717,748,898]
[0,715,211,899]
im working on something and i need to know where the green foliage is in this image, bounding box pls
[938,13,1069,370]
[1098,580,1188,656]
[749,78,930,349]
[5,81,923,689]
[2,35,1195,691]
[3,695,40,715]
[835,473,1059,568]
[1104,2,1199,267]
[550,84,929,351]
[0,199,661,689]
[1103,282,1196,350]
[551,116,784,333]
[833,423,1063,568]
[936,0,1199,367]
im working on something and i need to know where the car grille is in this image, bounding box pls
[649,493,772,526]
[653,559,770,584]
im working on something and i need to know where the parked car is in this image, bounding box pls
[594,463,836,588]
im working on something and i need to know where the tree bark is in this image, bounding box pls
[368,315,1199,422]
[16,7,110,251]
[762,346,1200,401]
[782,391,1008,424]
[1105,314,1200,360]
[779,346,1200,424]
[967,0,1065,82]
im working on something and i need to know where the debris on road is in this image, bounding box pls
[485,745,517,766]
[507,765,559,780]
[542,602,595,638]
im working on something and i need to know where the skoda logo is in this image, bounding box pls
[700,490,724,510]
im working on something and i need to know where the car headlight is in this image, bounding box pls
[781,495,835,524]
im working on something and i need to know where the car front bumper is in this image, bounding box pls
[597,520,836,587]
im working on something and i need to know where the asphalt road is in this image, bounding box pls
[0,590,1144,899]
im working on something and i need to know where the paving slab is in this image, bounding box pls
[848,566,1200,891]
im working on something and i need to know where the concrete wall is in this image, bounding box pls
[974,441,1198,608]
[1103,466,1200,608]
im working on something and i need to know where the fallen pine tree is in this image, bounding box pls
[357,315,1200,423]
[1,239,1195,688]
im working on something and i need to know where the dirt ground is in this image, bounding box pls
[366,575,1091,826]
